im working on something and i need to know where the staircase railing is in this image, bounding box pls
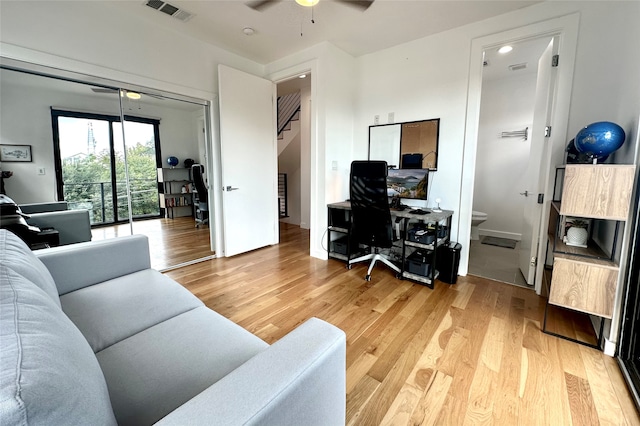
[278,173,288,218]
[277,92,301,136]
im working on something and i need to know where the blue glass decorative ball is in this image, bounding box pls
[167,156,179,167]
[574,121,625,159]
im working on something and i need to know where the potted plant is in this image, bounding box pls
[565,218,589,247]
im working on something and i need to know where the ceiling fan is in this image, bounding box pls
[90,87,164,100]
[247,0,374,12]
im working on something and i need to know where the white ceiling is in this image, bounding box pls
[482,35,552,81]
[104,0,541,64]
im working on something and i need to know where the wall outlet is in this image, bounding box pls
[374,115,380,125]
[388,112,394,124]
[331,160,338,170]
[37,167,46,175]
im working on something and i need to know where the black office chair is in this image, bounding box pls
[348,160,401,281]
[191,164,209,228]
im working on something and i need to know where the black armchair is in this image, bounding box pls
[191,164,209,228]
[348,160,401,281]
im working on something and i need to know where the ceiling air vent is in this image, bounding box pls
[144,1,194,22]
[508,62,528,72]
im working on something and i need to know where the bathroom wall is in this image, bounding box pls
[473,71,537,240]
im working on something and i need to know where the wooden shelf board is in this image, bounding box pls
[328,226,349,233]
[402,270,439,285]
[552,238,612,261]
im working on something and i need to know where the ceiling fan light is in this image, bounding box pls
[125,91,142,100]
[295,0,319,7]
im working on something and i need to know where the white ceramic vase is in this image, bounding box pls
[566,226,588,246]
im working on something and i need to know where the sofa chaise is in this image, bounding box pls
[0,229,346,425]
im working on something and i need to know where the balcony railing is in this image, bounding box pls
[64,179,159,225]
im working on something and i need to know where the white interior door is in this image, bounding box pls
[218,65,277,256]
[519,38,557,284]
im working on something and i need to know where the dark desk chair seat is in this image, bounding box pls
[348,160,401,281]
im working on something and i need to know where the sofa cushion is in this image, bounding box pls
[97,306,269,425]
[0,229,61,307]
[0,266,116,425]
[60,269,204,352]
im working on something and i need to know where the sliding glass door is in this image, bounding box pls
[55,115,117,224]
[115,120,161,219]
[53,110,161,225]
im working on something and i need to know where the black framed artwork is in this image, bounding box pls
[0,144,32,162]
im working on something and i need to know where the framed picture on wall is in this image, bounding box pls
[0,144,32,162]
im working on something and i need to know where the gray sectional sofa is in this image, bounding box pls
[0,229,346,425]
[19,201,92,246]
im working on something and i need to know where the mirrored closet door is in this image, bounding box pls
[0,60,214,270]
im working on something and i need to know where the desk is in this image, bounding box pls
[327,201,454,288]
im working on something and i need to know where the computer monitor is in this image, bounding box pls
[386,168,428,200]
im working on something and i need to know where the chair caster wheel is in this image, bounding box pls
[396,273,402,279]
[347,264,352,270]
[365,275,371,281]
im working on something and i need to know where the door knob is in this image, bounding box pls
[225,186,239,191]
[520,190,529,197]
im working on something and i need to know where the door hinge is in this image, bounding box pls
[545,126,552,138]
[537,193,544,204]
[552,54,559,67]
[530,256,537,267]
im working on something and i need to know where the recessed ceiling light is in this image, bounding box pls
[295,0,319,7]
[299,74,307,79]
[120,90,141,100]
[498,45,513,54]
[243,27,255,36]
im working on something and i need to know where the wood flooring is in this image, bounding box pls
[165,223,639,425]
[92,217,213,270]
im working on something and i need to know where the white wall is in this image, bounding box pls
[300,86,311,229]
[0,1,262,96]
[2,0,639,273]
[267,43,356,258]
[473,72,537,239]
[277,85,311,229]
[351,1,640,276]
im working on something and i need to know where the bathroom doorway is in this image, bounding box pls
[469,35,554,288]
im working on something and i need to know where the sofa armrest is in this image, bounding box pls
[26,209,92,245]
[155,317,346,426]
[35,234,152,295]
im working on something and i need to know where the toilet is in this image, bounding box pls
[471,211,488,240]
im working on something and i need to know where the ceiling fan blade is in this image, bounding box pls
[246,0,279,11]
[91,87,118,94]
[146,93,165,100]
[336,0,374,11]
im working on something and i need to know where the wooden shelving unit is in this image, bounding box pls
[157,167,194,219]
[544,164,635,348]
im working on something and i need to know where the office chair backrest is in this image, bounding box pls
[191,164,208,204]
[349,161,394,248]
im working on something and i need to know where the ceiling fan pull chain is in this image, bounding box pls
[311,6,315,24]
